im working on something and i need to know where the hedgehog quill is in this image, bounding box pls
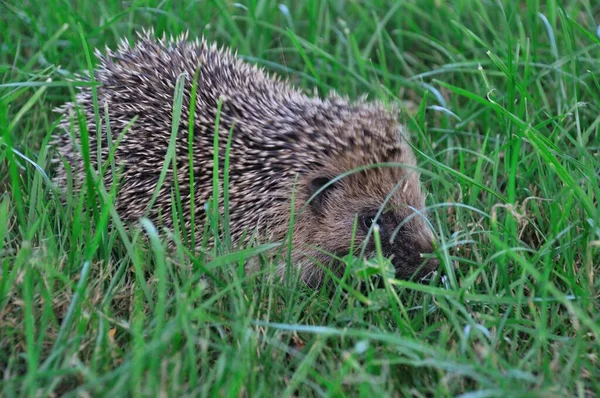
[52,30,440,287]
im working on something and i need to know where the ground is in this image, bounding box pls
[1,0,599,396]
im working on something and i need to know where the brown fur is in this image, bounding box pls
[50,29,439,287]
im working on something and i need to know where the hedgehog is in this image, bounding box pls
[51,29,440,288]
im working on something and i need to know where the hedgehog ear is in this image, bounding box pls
[308,176,336,215]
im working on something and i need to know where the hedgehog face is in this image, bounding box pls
[285,106,440,285]
[300,161,439,284]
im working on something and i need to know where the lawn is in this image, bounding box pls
[1,0,599,396]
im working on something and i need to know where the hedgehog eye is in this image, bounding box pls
[359,214,378,233]
[308,176,336,215]
[359,212,399,236]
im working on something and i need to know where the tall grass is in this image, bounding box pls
[1,0,599,396]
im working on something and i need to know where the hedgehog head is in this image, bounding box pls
[278,102,439,287]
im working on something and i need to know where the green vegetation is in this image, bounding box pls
[1,0,599,396]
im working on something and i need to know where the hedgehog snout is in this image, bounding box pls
[389,229,440,280]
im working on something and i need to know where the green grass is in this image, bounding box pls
[1,0,600,396]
